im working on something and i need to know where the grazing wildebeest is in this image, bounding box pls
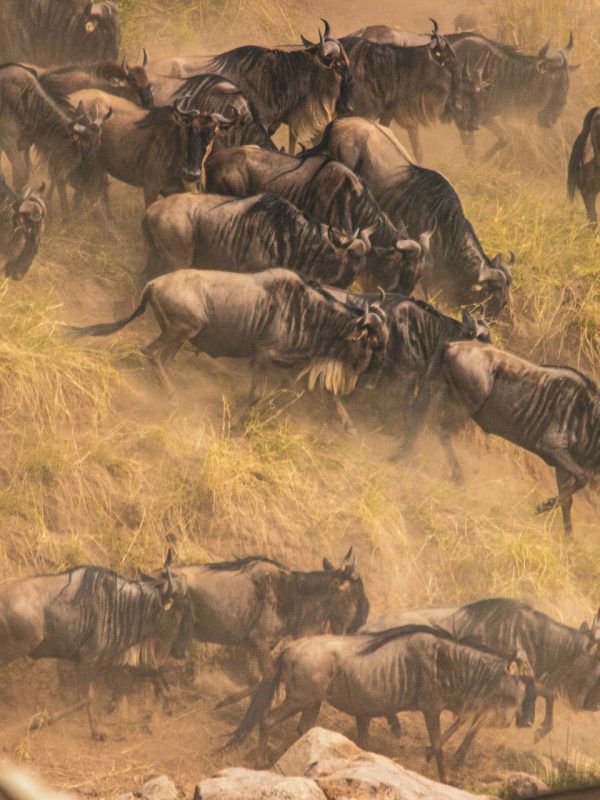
[0,1,120,66]
[150,20,350,153]
[340,20,462,163]
[228,625,535,781]
[449,32,578,162]
[168,550,367,694]
[400,341,600,534]
[568,107,600,227]
[309,117,514,314]
[0,174,46,280]
[142,192,373,286]
[0,64,106,211]
[205,146,431,294]
[69,269,388,433]
[40,59,154,109]
[66,90,239,211]
[370,599,600,743]
[0,553,193,740]
[146,71,276,150]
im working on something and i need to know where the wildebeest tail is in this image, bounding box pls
[227,654,283,748]
[568,107,599,201]
[141,213,169,279]
[68,287,151,338]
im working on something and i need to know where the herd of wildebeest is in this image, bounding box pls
[1,0,600,784]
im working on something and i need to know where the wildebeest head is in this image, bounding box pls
[68,100,112,152]
[486,648,536,729]
[453,54,492,132]
[326,225,369,278]
[562,624,600,711]
[321,548,370,632]
[365,227,433,294]
[141,550,195,660]
[536,33,579,128]
[120,50,154,108]
[172,99,241,185]
[428,19,463,116]
[81,2,119,34]
[301,19,351,75]
[513,648,537,728]
[5,184,47,281]
[470,251,515,317]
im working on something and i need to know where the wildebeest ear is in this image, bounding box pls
[461,308,476,334]
[506,660,519,676]
[301,35,317,49]
[340,547,356,575]
[581,621,591,633]
[322,558,334,571]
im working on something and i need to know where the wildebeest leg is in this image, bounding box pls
[330,394,357,436]
[406,125,423,164]
[387,714,402,738]
[581,185,598,229]
[142,331,189,399]
[423,709,446,782]
[535,452,589,534]
[258,698,305,767]
[534,692,554,743]
[248,357,270,406]
[437,431,465,485]
[83,678,106,741]
[480,119,509,163]
[355,715,371,749]
[297,702,321,736]
[56,180,70,224]
[425,717,461,761]
[288,130,297,156]
[452,716,485,769]
[459,130,476,164]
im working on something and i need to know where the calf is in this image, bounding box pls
[401,341,600,534]
[142,192,375,286]
[228,625,535,781]
[0,174,46,280]
[70,269,388,434]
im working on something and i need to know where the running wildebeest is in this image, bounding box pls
[449,32,578,162]
[142,192,374,286]
[0,174,46,280]
[228,625,536,781]
[40,59,154,110]
[65,90,240,212]
[150,19,350,153]
[0,1,120,67]
[69,269,389,434]
[166,550,367,696]
[146,71,276,150]
[340,20,462,163]
[0,64,107,209]
[205,146,431,294]
[0,553,193,740]
[309,117,514,314]
[568,107,600,227]
[366,599,600,743]
[400,341,600,534]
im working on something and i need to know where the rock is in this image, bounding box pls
[141,776,178,800]
[275,728,363,776]
[499,772,549,798]
[194,768,327,800]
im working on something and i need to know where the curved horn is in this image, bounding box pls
[142,47,149,67]
[419,229,434,257]
[122,55,129,73]
[102,106,113,123]
[173,96,192,116]
[359,219,379,252]
[429,17,440,35]
[164,548,174,569]
[319,25,325,47]
[538,38,552,59]
[564,31,574,53]
[211,107,240,126]
[163,567,175,600]
[320,18,332,39]
[395,239,422,257]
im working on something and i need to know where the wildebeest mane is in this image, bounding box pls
[136,105,174,129]
[0,62,38,78]
[540,364,599,393]
[206,555,288,572]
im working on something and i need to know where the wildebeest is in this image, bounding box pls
[142,192,373,286]
[568,107,600,227]
[69,269,388,433]
[228,625,535,780]
[205,146,431,294]
[0,553,193,740]
[65,90,239,211]
[40,58,154,109]
[150,20,350,153]
[340,20,462,163]
[0,1,120,67]
[0,174,46,280]
[146,71,276,150]
[400,341,600,534]
[168,550,367,691]
[0,64,107,209]
[449,32,578,162]
[367,599,600,743]
[309,117,514,313]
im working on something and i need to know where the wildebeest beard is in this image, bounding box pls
[274,570,369,636]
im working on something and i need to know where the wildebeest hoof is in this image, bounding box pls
[29,713,48,732]
[344,422,358,437]
[424,746,434,763]
[535,498,555,515]
[534,726,550,743]
[92,731,107,742]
